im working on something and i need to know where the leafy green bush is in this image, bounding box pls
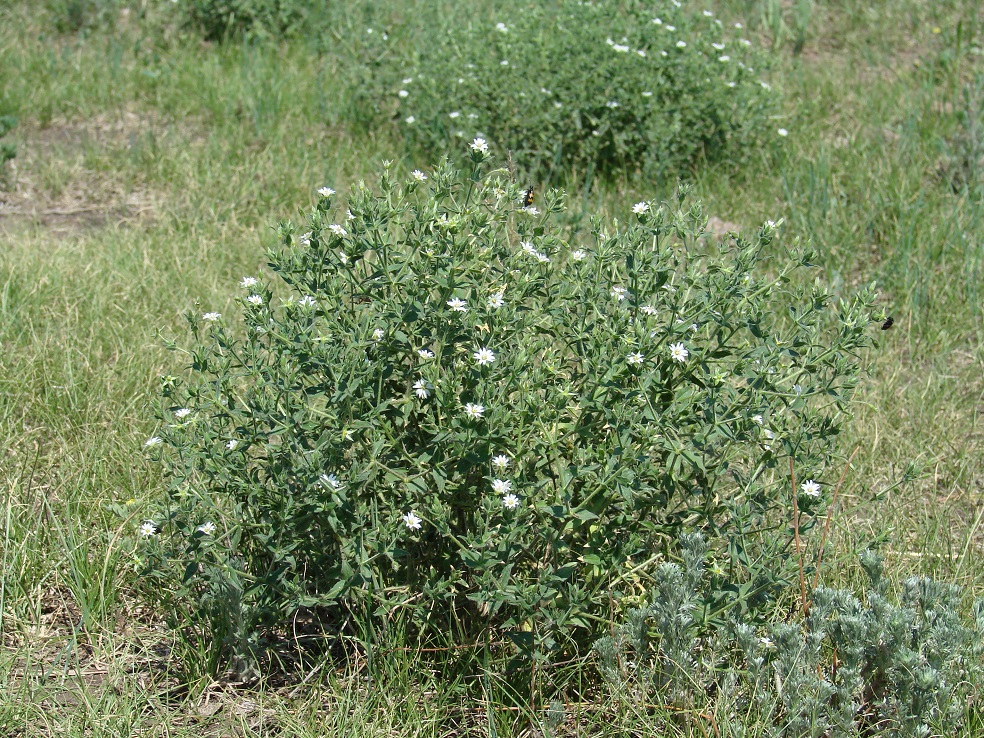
[0,116,16,177]
[388,1,781,181]
[140,146,877,676]
[595,536,984,738]
[179,0,307,40]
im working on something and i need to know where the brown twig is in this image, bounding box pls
[811,446,860,593]
[790,457,808,619]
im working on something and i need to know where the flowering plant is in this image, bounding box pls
[388,0,780,180]
[141,147,878,674]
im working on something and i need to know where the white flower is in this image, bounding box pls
[491,454,511,471]
[447,297,468,312]
[346,209,355,220]
[606,100,619,108]
[449,111,460,119]
[500,59,509,66]
[536,252,550,263]
[760,80,772,89]
[520,205,540,215]
[418,348,435,359]
[759,636,775,649]
[627,352,645,366]
[676,40,687,48]
[704,10,714,16]
[403,511,422,530]
[247,294,263,305]
[464,402,485,420]
[752,414,764,425]
[712,43,725,50]
[410,169,427,181]
[719,55,731,62]
[612,44,630,53]
[240,276,258,288]
[138,521,157,537]
[763,429,776,440]
[470,137,489,153]
[570,250,587,261]
[641,305,658,316]
[299,295,316,307]
[502,493,520,510]
[488,291,505,309]
[174,408,191,419]
[801,480,822,498]
[611,286,629,301]
[669,342,689,362]
[197,521,216,535]
[226,439,239,450]
[666,25,676,31]
[398,89,409,98]
[491,479,512,495]
[632,201,649,214]
[402,77,413,84]
[793,384,803,395]
[496,22,507,32]
[405,115,415,124]
[777,128,789,137]
[320,473,341,490]
[329,223,347,237]
[642,91,653,97]
[521,241,537,254]
[202,312,221,321]
[636,49,646,57]
[317,186,335,197]
[473,347,496,366]
[413,379,431,399]
[372,328,385,341]
[144,436,163,447]
[342,429,354,442]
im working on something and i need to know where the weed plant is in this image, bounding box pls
[0,115,14,178]
[139,147,880,676]
[385,0,781,182]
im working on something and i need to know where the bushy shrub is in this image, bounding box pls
[595,536,984,737]
[140,146,877,675]
[179,0,307,40]
[389,1,780,181]
[0,116,16,177]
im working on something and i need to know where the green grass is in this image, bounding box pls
[1,0,983,734]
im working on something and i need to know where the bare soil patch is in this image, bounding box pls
[0,110,183,237]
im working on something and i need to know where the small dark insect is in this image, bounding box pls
[522,184,535,207]
[881,317,894,330]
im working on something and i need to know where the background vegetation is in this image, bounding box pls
[0,0,982,735]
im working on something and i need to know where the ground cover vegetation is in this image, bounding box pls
[0,0,982,735]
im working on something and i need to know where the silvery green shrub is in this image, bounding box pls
[389,1,780,180]
[140,145,877,674]
[595,536,984,737]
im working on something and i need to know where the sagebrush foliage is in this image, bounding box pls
[387,1,780,180]
[142,150,877,675]
[595,536,984,738]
